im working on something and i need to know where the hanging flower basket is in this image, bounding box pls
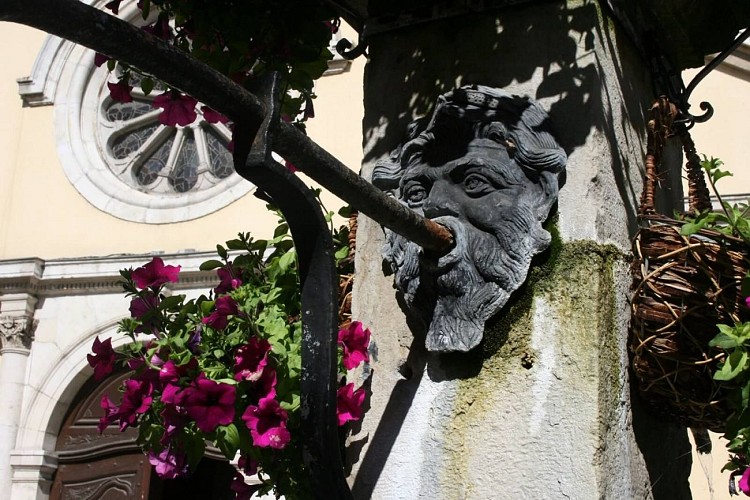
[629,98,750,431]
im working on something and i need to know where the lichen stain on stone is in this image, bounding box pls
[440,219,626,495]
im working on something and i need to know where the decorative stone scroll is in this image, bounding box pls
[373,85,567,352]
[0,315,37,350]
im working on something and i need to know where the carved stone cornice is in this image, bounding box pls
[0,252,227,299]
[0,315,37,351]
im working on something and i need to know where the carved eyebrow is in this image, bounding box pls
[451,158,521,186]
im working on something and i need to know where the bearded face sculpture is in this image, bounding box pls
[373,86,567,352]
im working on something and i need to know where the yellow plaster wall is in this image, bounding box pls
[682,65,750,195]
[0,24,364,260]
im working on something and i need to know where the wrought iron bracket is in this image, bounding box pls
[652,27,750,129]
[335,35,368,60]
[233,73,353,500]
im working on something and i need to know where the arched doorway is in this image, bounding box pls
[50,371,234,499]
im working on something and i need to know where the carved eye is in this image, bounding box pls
[404,183,428,207]
[463,173,492,196]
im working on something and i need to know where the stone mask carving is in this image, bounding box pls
[373,85,567,352]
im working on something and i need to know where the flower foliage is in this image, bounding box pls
[100,0,339,129]
[87,213,369,499]
[681,158,750,496]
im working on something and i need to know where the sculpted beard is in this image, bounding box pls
[385,205,547,352]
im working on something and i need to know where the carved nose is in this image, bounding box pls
[422,181,461,219]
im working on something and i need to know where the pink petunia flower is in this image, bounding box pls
[215,265,243,295]
[159,358,198,386]
[97,394,120,433]
[201,106,229,125]
[229,471,261,500]
[117,379,154,431]
[152,92,198,127]
[87,336,116,381]
[740,468,750,495]
[159,403,190,445]
[176,374,236,433]
[338,321,371,370]
[108,79,133,103]
[234,337,271,382]
[149,445,189,479]
[241,396,291,449]
[129,292,159,318]
[94,53,109,68]
[336,383,366,426]
[142,14,172,41]
[202,295,239,330]
[238,455,258,476]
[132,257,181,290]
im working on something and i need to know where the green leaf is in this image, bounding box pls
[225,239,245,250]
[215,424,240,459]
[200,259,224,271]
[140,0,151,19]
[140,77,154,96]
[709,333,740,350]
[159,295,184,309]
[107,59,117,72]
[274,223,289,238]
[278,250,296,272]
[216,244,228,260]
[335,246,349,260]
[742,275,750,298]
[338,205,352,218]
[714,350,747,381]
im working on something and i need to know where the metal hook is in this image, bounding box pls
[673,27,750,129]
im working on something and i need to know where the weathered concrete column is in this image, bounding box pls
[349,2,690,498]
[0,294,37,495]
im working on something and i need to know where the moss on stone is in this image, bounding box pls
[439,219,628,493]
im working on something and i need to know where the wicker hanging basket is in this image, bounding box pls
[629,98,750,432]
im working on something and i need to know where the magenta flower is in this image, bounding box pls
[131,257,181,290]
[107,79,133,103]
[97,395,120,433]
[238,455,258,476]
[336,383,366,426]
[247,367,278,402]
[187,327,202,354]
[338,321,371,370]
[745,296,750,309]
[740,468,750,495]
[129,292,159,318]
[234,337,271,382]
[215,265,242,294]
[229,472,261,500]
[152,92,198,127]
[160,358,198,386]
[202,295,239,330]
[242,396,291,449]
[201,106,229,125]
[87,336,116,381]
[160,404,190,445]
[177,374,236,433]
[142,14,172,41]
[148,445,189,479]
[94,53,109,68]
[117,379,153,431]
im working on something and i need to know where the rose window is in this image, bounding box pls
[99,79,234,194]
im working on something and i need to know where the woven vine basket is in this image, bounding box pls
[629,99,750,432]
